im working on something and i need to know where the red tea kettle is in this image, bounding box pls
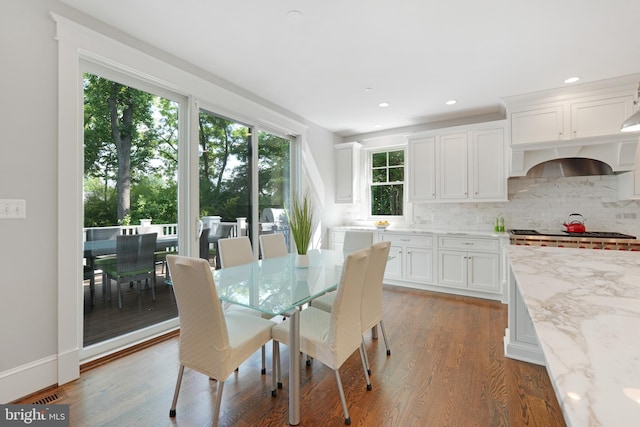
[563,213,586,233]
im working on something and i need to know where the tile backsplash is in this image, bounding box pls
[344,175,640,237]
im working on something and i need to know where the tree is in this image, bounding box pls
[198,112,251,221]
[83,74,157,223]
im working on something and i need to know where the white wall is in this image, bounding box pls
[0,0,341,403]
[0,0,60,398]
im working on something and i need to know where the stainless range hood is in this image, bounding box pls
[510,137,639,177]
[524,157,614,178]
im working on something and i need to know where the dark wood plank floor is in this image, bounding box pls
[83,267,178,346]
[32,286,566,427]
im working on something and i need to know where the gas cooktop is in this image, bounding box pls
[509,229,636,239]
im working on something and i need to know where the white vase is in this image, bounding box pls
[295,253,309,268]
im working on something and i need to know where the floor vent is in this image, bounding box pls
[31,392,61,405]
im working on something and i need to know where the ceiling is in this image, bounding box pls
[60,0,640,138]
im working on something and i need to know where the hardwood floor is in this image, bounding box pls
[28,286,566,426]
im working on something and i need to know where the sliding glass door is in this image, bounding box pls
[82,70,181,347]
[197,110,251,266]
[80,70,295,353]
[197,110,293,263]
[257,131,292,253]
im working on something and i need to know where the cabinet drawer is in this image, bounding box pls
[438,236,498,252]
[330,231,346,243]
[379,233,432,247]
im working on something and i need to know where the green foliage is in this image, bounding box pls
[371,184,403,216]
[287,193,313,255]
[83,73,290,228]
[370,149,404,216]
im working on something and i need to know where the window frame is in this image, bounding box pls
[367,146,407,220]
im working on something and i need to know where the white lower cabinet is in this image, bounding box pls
[333,228,505,301]
[377,233,433,285]
[329,230,346,250]
[438,250,499,293]
[436,236,501,297]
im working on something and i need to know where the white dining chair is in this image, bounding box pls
[311,241,392,374]
[218,236,255,268]
[217,235,271,374]
[259,233,289,259]
[271,247,372,425]
[342,230,373,252]
[166,255,276,427]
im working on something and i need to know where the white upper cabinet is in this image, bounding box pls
[472,127,506,200]
[407,121,507,202]
[571,95,634,139]
[439,133,468,199]
[335,142,362,203]
[408,137,437,201]
[511,105,564,144]
[505,77,638,146]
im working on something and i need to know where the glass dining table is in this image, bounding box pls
[212,248,347,426]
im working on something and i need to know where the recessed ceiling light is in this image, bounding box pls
[379,102,389,107]
[445,100,457,105]
[286,9,303,23]
[365,87,373,92]
[373,124,382,128]
[564,76,580,84]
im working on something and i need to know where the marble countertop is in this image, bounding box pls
[507,245,640,427]
[331,225,507,238]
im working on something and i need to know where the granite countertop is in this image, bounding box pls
[507,245,640,427]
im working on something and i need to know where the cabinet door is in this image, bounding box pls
[571,95,634,139]
[439,133,468,200]
[330,231,345,251]
[384,244,403,281]
[471,128,505,200]
[437,250,467,288]
[511,105,564,144]
[467,252,499,293]
[335,143,360,203]
[408,137,436,201]
[406,246,433,284]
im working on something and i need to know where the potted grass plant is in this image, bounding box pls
[287,192,314,268]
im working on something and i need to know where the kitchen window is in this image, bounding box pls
[370,149,404,216]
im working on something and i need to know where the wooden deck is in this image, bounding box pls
[83,265,178,346]
[40,285,565,426]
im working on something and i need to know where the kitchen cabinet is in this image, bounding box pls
[472,127,506,199]
[618,170,640,200]
[618,141,640,200]
[436,236,500,296]
[508,91,635,146]
[511,105,564,144]
[407,122,507,202]
[407,137,436,201]
[377,233,433,284]
[571,95,634,139]
[335,142,362,203]
[439,133,468,199]
[329,230,346,250]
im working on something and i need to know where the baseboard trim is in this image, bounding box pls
[5,329,180,404]
[81,329,179,373]
[1,355,58,404]
[503,334,545,366]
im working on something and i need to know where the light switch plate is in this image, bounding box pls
[0,199,26,219]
